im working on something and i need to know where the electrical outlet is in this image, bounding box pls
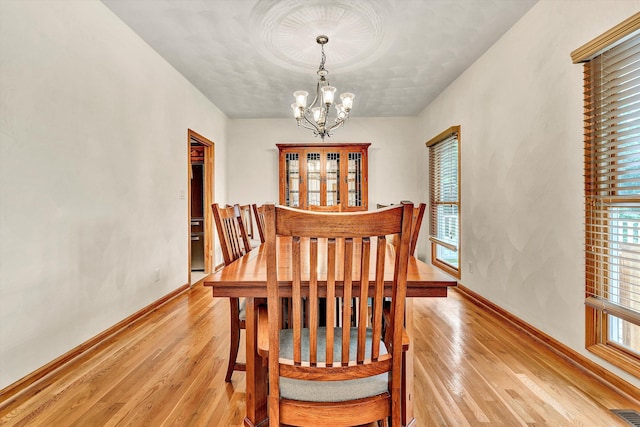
[468,261,474,274]
[154,268,160,282]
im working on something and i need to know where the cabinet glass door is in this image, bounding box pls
[325,152,340,206]
[285,152,300,207]
[307,152,321,207]
[347,152,363,208]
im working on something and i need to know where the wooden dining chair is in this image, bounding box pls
[253,203,297,328]
[232,204,262,249]
[212,203,251,382]
[377,202,426,256]
[251,203,266,244]
[238,204,253,237]
[258,202,414,426]
[408,202,426,256]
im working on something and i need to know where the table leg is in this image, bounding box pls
[402,298,416,427]
[244,297,269,427]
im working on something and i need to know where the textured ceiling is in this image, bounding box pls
[101,0,537,119]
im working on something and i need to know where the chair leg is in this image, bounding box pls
[225,297,241,382]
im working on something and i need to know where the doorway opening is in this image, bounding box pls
[188,129,214,285]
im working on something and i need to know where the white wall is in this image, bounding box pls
[418,0,640,387]
[0,0,228,388]
[227,116,421,211]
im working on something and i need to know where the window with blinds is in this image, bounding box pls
[575,14,640,375]
[427,126,460,278]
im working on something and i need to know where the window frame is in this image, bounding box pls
[426,125,461,279]
[573,13,640,377]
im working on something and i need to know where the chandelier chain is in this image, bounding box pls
[319,44,326,72]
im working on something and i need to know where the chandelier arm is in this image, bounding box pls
[307,81,321,110]
[327,119,346,133]
[300,112,321,132]
[299,120,319,132]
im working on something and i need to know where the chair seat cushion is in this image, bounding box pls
[279,327,389,402]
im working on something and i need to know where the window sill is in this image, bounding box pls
[587,343,640,379]
[432,258,460,279]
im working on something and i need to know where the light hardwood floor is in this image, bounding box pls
[1,283,638,426]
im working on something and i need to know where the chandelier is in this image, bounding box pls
[291,35,355,141]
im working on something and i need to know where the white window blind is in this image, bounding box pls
[428,131,459,269]
[584,31,640,329]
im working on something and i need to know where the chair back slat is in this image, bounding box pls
[341,238,353,365]
[357,237,371,362]
[372,236,387,360]
[308,237,318,365]
[291,236,302,364]
[409,203,426,256]
[252,204,266,243]
[325,238,336,365]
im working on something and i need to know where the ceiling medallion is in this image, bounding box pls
[249,0,391,73]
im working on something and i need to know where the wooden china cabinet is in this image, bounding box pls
[277,143,370,212]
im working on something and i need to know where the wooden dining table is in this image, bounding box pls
[204,236,457,427]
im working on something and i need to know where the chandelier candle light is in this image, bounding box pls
[292,35,355,141]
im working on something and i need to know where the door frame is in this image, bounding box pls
[187,129,214,284]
